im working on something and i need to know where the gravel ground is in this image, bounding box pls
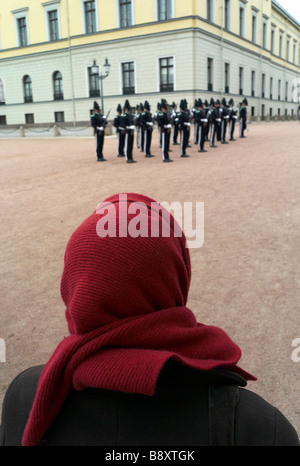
[0,121,299,438]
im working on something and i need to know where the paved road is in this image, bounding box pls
[0,121,299,438]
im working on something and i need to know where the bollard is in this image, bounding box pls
[0,338,5,362]
[20,126,25,137]
[53,124,60,137]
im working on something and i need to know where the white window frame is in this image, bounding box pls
[207,0,214,23]
[154,0,174,21]
[157,55,176,93]
[81,0,99,34]
[239,2,245,38]
[224,0,231,31]
[12,8,29,47]
[286,36,290,62]
[262,19,268,49]
[251,10,257,44]
[279,31,283,58]
[207,56,214,91]
[119,60,137,95]
[43,1,61,41]
[270,25,276,54]
[116,0,135,28]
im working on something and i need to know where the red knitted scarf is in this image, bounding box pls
[22,193,255,446]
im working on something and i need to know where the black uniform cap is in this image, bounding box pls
[242,98,248,105]
[228,98,234,106]
[117,104,122,113]
[222,97,227,106]
[210,98,215,106]
[144,100,150,110]
[93,101,100,110]
[198,98,203,107]
[124,99,131,111]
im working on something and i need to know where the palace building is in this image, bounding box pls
[0,0,299,127]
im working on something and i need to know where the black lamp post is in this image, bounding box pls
[91,57,111,113]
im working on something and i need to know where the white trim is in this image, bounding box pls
[13,9,29,47]
[81,0,99,34]
[156,54,176,93]
[43,2,61,41]
[154,0,175,21]
[119,59,137,95]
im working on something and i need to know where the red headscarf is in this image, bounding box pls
[22,193,255,446]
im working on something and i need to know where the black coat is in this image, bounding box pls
[0,361,299,446]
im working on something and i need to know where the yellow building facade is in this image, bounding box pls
[0,0,299,126]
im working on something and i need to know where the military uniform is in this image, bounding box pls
[113,104,126,157]
[195,99,208,152]
[208,99,218,148]
[228,98,238,141]
[170,102,179,145]
[156,100,173,162]
[123,100,136,163]
[220,98,230,144]
[177,100,191,158]
[91,101,107,162]
[140,101,154,158]
[239,98,248,138]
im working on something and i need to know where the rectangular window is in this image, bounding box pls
[271,27,275,54]
[224,0,230,30]
[84,1,96,33]
[0,115,7,125]
[293,41,296,64]
[25,113,34,124]
[207,0,213,22]
[270,77,273,100]
[88,66,100,97]
[286,37,290,61]
[122,62,135,94]
[239,67,243,95]
[55,111,64,123]
[239,5,245,37]
[17,17,28,47]
[263,21,267,49]
[278,79,281,100]
[262,73,265,98]
[279,32,283,57]
[224,62,230,93]
[160,57,174,92]
[119,0,132,28]
[251,70,255,97]
[285,81,288,101]
[252,14,257,43]
[207,57,213,91]
[0,80,5,105]
[48,10,59,41]
[158,0,172,21]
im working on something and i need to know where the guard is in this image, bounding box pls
[91,101,107,162]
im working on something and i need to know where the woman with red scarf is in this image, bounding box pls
[0,193,298,446]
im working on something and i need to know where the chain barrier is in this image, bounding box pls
[0,127,20,134]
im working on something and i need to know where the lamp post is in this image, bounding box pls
[91,58,111,114]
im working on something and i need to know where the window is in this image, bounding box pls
[88,66,100,97]
[0,115,7,125]
[224,62,230,93]
[262,21,267,49]
[262,73,265,98]
[84,0,96,33]
[25,113,34,124]
[0,79,5,105]
[278,79,281,100]
[224,0,231,30]
[159,57,174,92]
[271,26,275,54]
[122,62,135,94]
[207,0,213,22]
[270,77,273,99]
[17,17,28,47]
[55,111,64,123]
[251,70,255,96]
[279,32,283,57]
[48,10,59,40]
[119,0,133,28]
[286,37,290,61]
[53,71,64,100]
[239,67,243,95]
[285,81,288,101]
[239,4,245,37]
[157,0,172,21]
[207,58,213,91]
[23,75,33,103]
[293,41,296,64]
[252,13,257,43]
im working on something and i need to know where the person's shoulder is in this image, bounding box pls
[236,388,299,446]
